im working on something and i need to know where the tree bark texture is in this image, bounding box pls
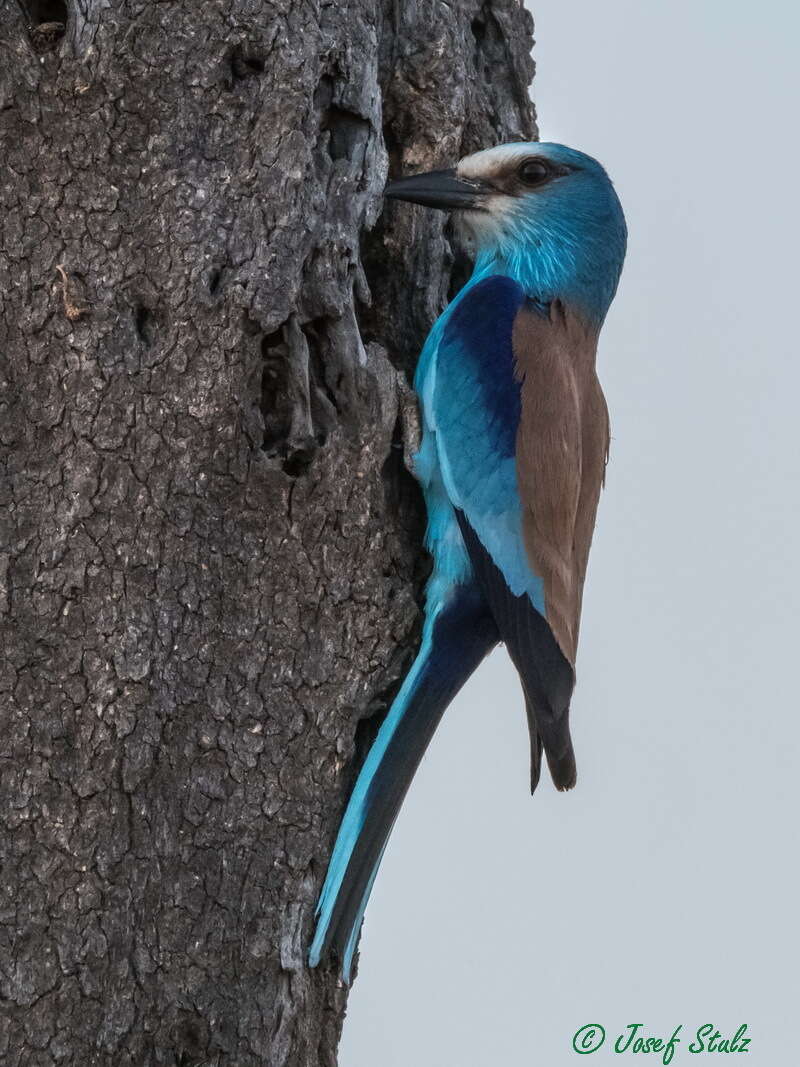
[0,0,535,1062]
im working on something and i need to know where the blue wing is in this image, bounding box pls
[427,276,546,612]
[426,275,577,791]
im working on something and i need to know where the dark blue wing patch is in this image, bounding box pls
[442,276,526,458]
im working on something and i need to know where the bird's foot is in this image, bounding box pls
[397,373,421,475]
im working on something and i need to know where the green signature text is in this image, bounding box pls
[572,1023,750,1063]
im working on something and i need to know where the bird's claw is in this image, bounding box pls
[397,374,421,475]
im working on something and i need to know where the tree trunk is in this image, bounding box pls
[0,0,535,1062]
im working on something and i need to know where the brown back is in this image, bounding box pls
[512,300,610,666]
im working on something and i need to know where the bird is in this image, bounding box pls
[308,141,627,981]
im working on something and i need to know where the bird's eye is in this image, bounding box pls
[518,159,550,186]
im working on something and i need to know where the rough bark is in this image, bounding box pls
[0,0,535,1062]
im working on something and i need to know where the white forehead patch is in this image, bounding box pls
[456,143,534,181]
[455,144,538,231]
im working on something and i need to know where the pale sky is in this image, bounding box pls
[342,3,799,1064]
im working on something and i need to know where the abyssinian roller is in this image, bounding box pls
[309,142,627,980]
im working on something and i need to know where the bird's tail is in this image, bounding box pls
[308,582,497,981]
[455,513,577,793]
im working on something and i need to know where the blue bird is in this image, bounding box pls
[309,142,627,981]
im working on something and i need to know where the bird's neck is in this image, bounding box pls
[471,223,624,326]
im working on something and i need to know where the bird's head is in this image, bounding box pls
[385,142,627,323]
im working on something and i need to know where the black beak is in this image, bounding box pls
[384,168,489,210]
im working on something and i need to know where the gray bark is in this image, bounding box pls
[0,0,536,1062]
